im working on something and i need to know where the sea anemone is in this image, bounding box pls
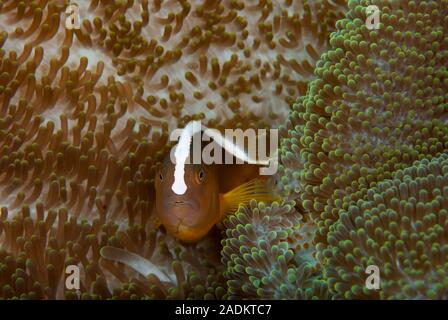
[0,0,348,133]
[0,0,349,299]
[278,0,448,246]
[0,200,225,299]
[220,200,325,299]
[275,95,307,199]
[0,204,120,299]
[323,153,448,299]
[99,226,226,300]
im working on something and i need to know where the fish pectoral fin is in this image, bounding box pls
[218,178,278,221]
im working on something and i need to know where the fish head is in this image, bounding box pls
[155,156,220,242]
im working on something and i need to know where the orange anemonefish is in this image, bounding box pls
[153,154,277,242]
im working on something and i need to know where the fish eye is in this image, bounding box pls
[197,168,205,183]
[159,172,163,181]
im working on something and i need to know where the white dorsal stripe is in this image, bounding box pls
[171,121,272,195]
[172,121,202,195]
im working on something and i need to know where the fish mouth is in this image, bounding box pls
[165,196,197,208]
[173,200,194,207]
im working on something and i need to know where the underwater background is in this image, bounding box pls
[0,0,447,300]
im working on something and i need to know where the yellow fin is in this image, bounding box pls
[219,178,278,221]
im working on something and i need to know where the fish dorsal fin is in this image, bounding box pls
[100,246,175,284]
[218,178,277,221]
